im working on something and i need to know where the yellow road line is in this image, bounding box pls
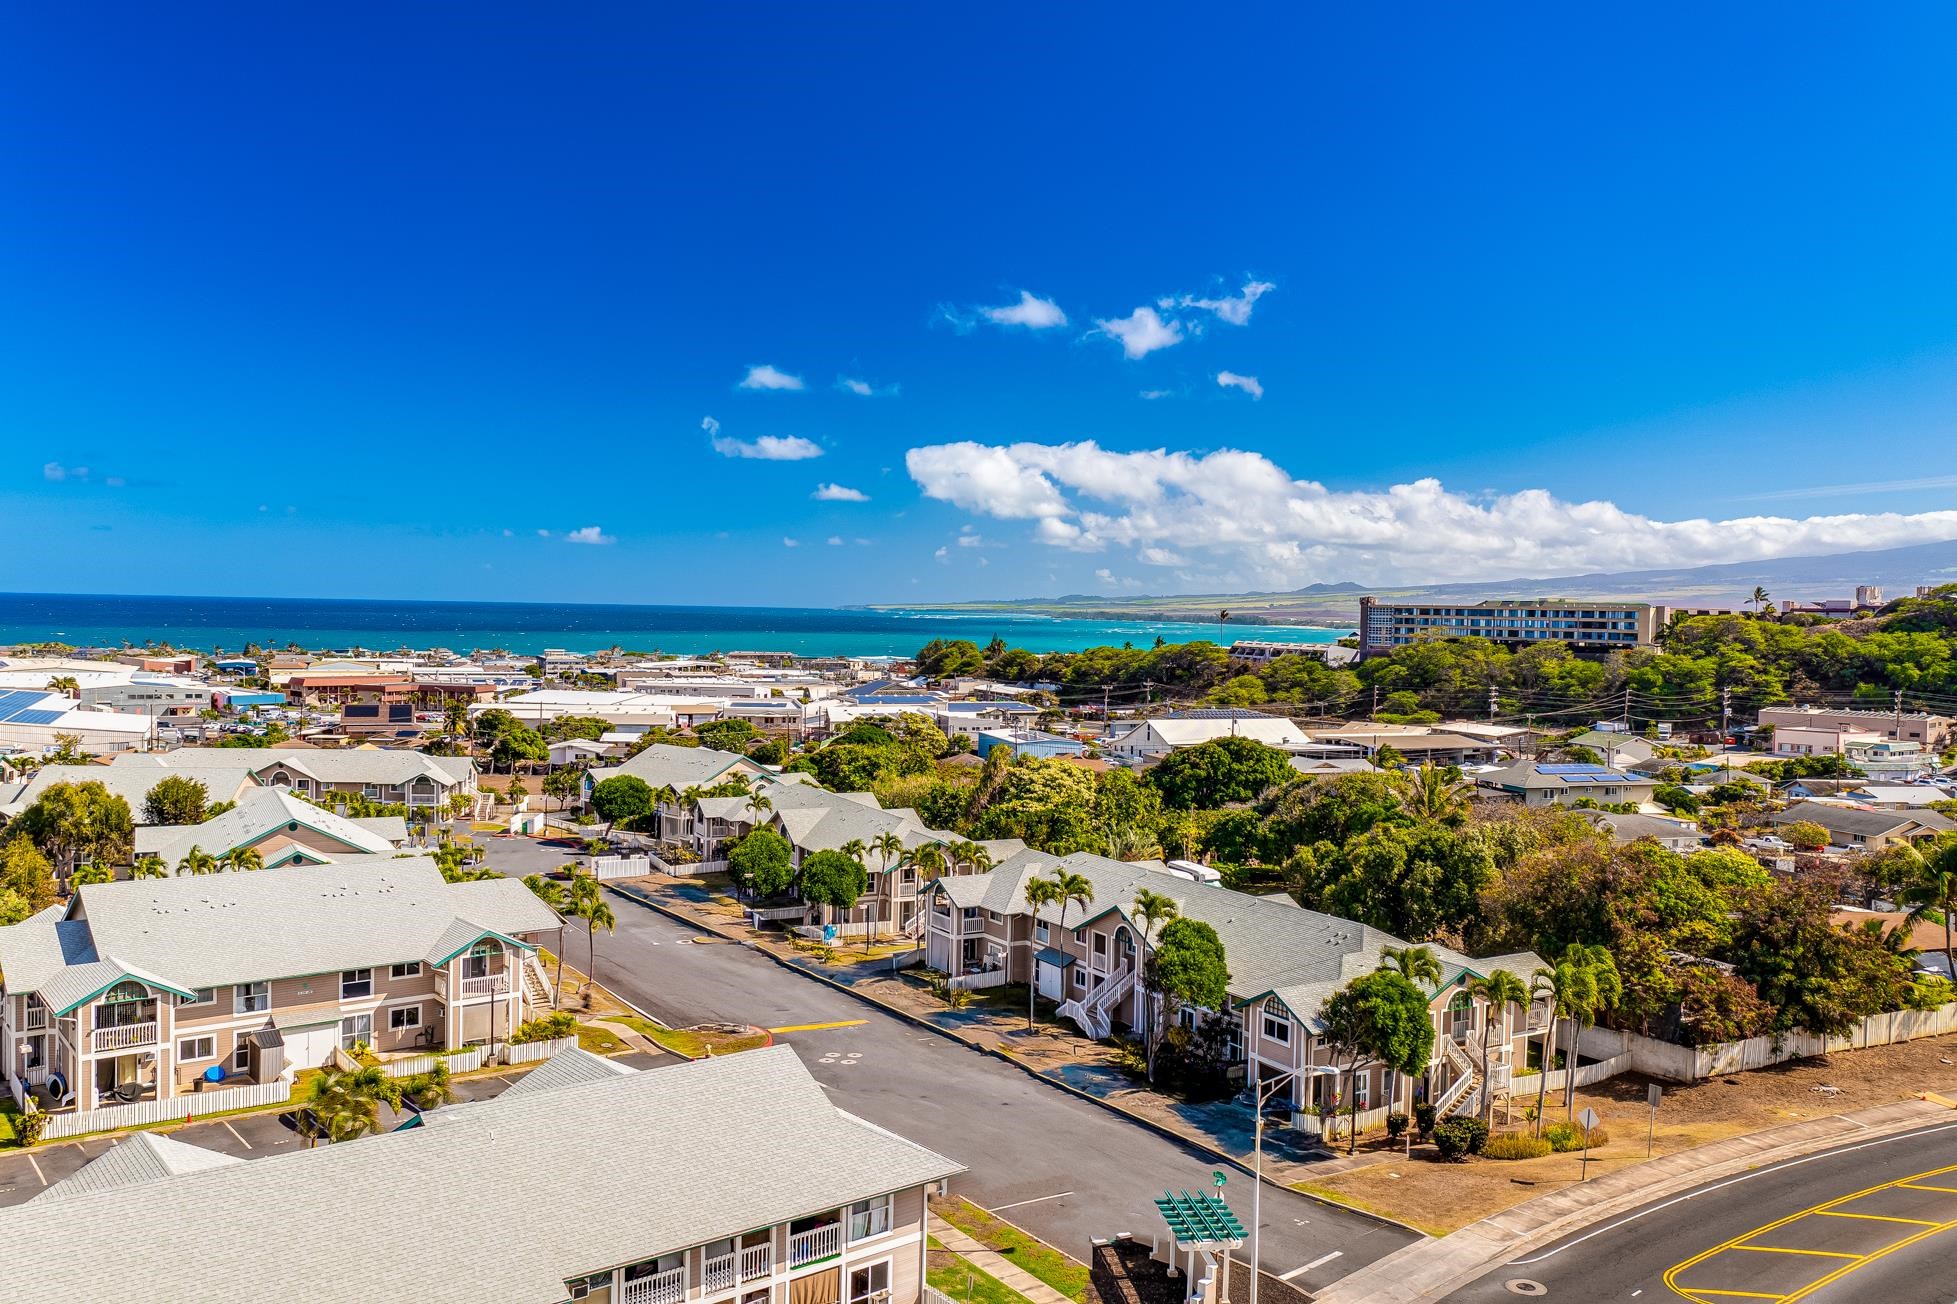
[1898,1182,1957,1194]
[1725,1246,1856,1259]
[1813,1210,1941,1226]
[766,1019,868,1034]
[1664,1161,1957,1303]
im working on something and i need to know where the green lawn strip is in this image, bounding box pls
[612,1015,769,1058]
[574,1024,628,1055]
[933,1199,1088,1300]
[927,1238,1033,1304]
[0,1098,19,1144]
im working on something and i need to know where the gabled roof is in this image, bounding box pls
[136,788,398,864]
[0,1046,961,1303]
[0,763,261,820]
[491,1046,637,1101]
[115,747,473,788]
[30,1132,243,1203]
[588,743,755,792]
[1771,800,1956,838]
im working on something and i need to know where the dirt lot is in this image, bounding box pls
[1300,1035,1957,1235]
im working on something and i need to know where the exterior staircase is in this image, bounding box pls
[1434,1037,1482,1119]
[1057,966,1136,1040]
[521,953,556,1011]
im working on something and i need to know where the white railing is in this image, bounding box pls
[621,1266,686,1304]
[93,1022,158,1053]
[1058,965,1135,1040]
[1292,1103,1392,1138]
[738,1244,773,1282]
[591,854,652,880]
[789,1223,842,1266]
[1433,1067,1476,1118]
[947,969,1008,992]
[24,1006,47,1032]
[504,1034,578,1065]
[703,1252,739,1294]
[42,1078,292,1141]
[459,974,509,998]
[23,1065,49,1088]
[382,1046,486,1078]
[849,1206,892,1241]
[748,904,807,923]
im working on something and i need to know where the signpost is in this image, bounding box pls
[1647,1083,1662,1157]
[1578,1107,1601,1181]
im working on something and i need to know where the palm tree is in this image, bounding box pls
[1022,877,1062,1030]
[176,845,217,876]
[226,847,264,873]
[1377,944,1443,990]
[1218,609,1231,624]
[1050,869,1095,937]
[1401,763,1472,824]
[1899,842,1957,984]
[904,843,950,884]
[308,1066,386,1144]
[72,861,115,886]
[579,894,617,1008]
[1468,969,1529,1124]
[1130,887,1181,1078]
[870,831,905,875]
[1750,585,1769,616]
[744,791,773,825]
[1543,944,1622,1122]
[524,874,572,996]
[44,676,79,697]
[130,854,167,880]
[1527,966,1558,1135]
[840,838,867,865]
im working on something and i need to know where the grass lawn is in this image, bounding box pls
[931,1197,1088,1301]
[575,1024,629,1055]
[0,1097,19,1145]
[927,1238,1031,1304]
[613,1015,770,1058]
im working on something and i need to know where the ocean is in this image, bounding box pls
[0,593,1345,659]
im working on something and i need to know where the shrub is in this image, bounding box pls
[1481,1132,1553,1161]
[13,1106,47,1148]
[1432,1118,1478,1161]
[1413,1102,1437,1138]
[1544,1121,1609,1152]
[1385,1113,1410,1140]
[510,1011,577,1045]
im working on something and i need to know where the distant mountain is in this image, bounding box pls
[905,537,1957,627]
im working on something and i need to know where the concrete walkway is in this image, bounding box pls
[586,1018,665,1057]
[929,1215,1076,1304]
[1312,1095,1957,1303]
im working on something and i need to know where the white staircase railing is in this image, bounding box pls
[1056,965,1136,1040]
[1433,1036,1480,1118]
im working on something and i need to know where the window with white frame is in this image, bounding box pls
[177,1035,216,1061]
[463,942,492,980]
[178,987,216,1007]
[340,1013,372,1051]
[1034,921,1049,942]
[341,968,374,999]
[848,1195,893,1241]
[390,962,422,979]
[233,1042,251,1072]
[1354,1073,1371,1110]
[1072,967,1086,990]
[848,1261,890,1304]
[235,981,269,1014]
[1261,1007,1291,1044]
[389,1004,422,1030]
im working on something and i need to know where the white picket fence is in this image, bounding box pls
[1508,1052,1633,1101]
[381,1046,488,1078]
[504,1034,579,1065]
[1580,1003,1957,1082]
[43,1078,292,1141]
[948,969,1009,992]
[590,854,651,880]
[1292,1103,1392,1138]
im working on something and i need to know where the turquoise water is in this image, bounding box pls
[0,593,1345,658]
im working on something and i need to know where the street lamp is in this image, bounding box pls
[1249,1064,1339,1304]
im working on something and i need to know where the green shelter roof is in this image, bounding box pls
[1154,1190,1245,1249]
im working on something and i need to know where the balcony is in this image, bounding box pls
[459,975,509,998]
[703,1244,773,1294]
[621,1266,686,1304]
[789,1222,842,1267]
[93,1022,158,1053]
[23,1006,47,1032]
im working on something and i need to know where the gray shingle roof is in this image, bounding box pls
[0,763,261,820]
[115,747,473,789]
[136,788,398,864]
[0,1046,961,1303]
[491,1045,637,1100]
[30,1132,243,1203]
[1772,801,1956,838]
[589,743,754,792]
[1,856,558,997]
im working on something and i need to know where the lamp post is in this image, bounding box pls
[1250,1065,1338,1304]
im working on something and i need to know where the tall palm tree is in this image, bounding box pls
[1749,585,1769,616]
[1401,763,1472,825]
[1050,870,1095,938]
[1022,876,1063,1030]
[1527,966,1558,1135]
[226,847,264,873]
[840,838,867,865]
[1130,887,1181,1078]
[176,845,217,877]
[744,791,773,825]
[580,895,618,1008]
[1377,944,1444,990]
[1468,969,1529,1124]
[1899,841,1957,984]
[44,676,79,697]
[1544,944,1622,1122]
[904,843,950,884]
[524,874,572,996]
[870,831,905,875]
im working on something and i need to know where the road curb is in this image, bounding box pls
[604,881,1422,1238]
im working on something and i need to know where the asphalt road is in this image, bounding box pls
[1444,1118,1957,1303]
[522,858,1418,1294]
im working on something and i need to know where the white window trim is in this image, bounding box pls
[1261,1013,1291,1045]
[389,962,422,979]
[342,968,374,999]
[389,1003,423,1030]
[178,987,217,1007]
[847,1257,893,1304]
[234,981,270,1015]
[177,1035,217,1061]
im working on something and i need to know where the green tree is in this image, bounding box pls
[1094,768,1163,859]
[1145,917,1230,1078]
[1130,887,1181,1077]
[1147,737,1295,810]
[1398,764,1472,824]
[572,877,617,1007]
[542,714,610,743]
[13,781,135,879]
[915,639,985,678]
[1296,822,1496,940]
[1467,969,1529,1124]
[1318,969,1434,1153]
[1542,944,1622,1121]
[1023,875,1063,1031]
[142,776,210,826]
[1900,839,1957,983]
[225,846,264,873]
[177,845,218,876]
[491,726,547,773]
[728,828,794,898]
[308,1066,387,1144]
[71,861,116,886]
[0,838,59,913]
[590,775,655,831]
[696,718,761,753]
[129,854,168,881]
[1782,820,1830,851]
[542,767,584,812]
[1377,943,1443,990]
[798,848,869,911]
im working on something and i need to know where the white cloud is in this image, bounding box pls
[536,528,551,538]
[1174,279,1275,326]
[501,528,514,537]
[782,537,800,548]
[738,364,805,391]
[713,433,824,461]
[42,462,67,481]
[933,546,949,562]
[827,536,845,546]
[1095,306,1184,359]
[982,290,1068,329]
[701,415,721,437]
[957,529,984,548]
[1216,371,1264,399]
[904,438,1957,586]
[813,483,869,502]
[564,526,615,546]
[1139,389,1176,401]
[837,377,898,397]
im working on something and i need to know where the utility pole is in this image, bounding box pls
[1144,678,1154,707]
[1371,684,1379,721]
[1720,686,1731,741]
[1488,684,1498,721]
[1102,683,1112,719]
[1895,688,1905,740]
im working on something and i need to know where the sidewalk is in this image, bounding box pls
[1310,1095,1957,1303]
[931,1215,1075,1304]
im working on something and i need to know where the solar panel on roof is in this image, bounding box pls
[0,690,39,717]
[9,709,64,726]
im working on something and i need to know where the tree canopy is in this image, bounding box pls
[797,848,869,909]
[1145,918,1231,1016]
[13,781,134,876]
[143,775,211,826]
[727,828,794,899]
[1147,737,1296,811]
[589,775,654,827]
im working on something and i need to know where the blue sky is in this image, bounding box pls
[8,4,1957,605]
